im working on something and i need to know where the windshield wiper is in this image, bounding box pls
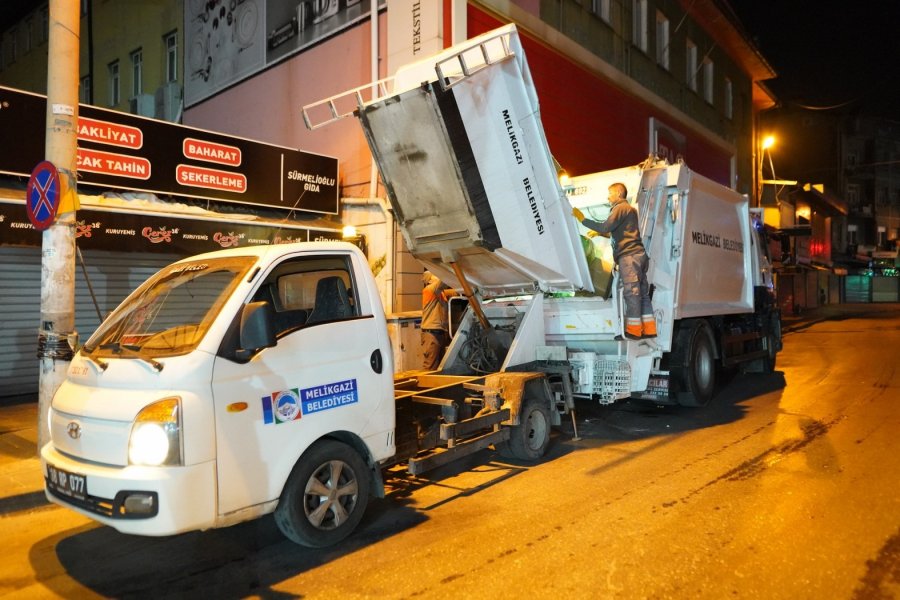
[80,345,109,371]
[99,342,164,372]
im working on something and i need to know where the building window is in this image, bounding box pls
[591,0,610,23]
[633,0,648,53]
[9,28,17,64]
[686,38,697,92]
[846,184,860,208]
[108,60,120,106]
[25,19,33,53]
[131,48,143,97]
[40,8,49,44]
[702,57,714,104]
[655,11,669,70]
[164,31,177,82]
[79,75,91,104]
[724,77,733,119]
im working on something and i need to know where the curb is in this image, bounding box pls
[0,490,48,515]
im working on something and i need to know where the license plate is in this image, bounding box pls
[46,464,88,501]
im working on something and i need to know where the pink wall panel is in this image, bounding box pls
[185,14,388,194]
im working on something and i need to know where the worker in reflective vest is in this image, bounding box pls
[573,182,657,340]
[421,271,454,369]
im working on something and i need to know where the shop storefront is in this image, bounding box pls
[0,86,342,399]
[0,194,344,398]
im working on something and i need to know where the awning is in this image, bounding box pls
[0,187,344,255]
[790,184,848,217]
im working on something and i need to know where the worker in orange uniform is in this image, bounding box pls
[572,182,656,340]
[421,271,455,370]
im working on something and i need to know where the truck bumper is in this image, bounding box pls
[41,443,217,537]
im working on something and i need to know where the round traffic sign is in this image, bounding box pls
[26,160,61,231]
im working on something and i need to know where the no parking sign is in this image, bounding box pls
[26,160,61,231]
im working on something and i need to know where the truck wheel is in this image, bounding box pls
[673,320,717,407]
[743,315,780,374]
[274,440,370,548]
[761,315,781,372]
[498,396,551,460]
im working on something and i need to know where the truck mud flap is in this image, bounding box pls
[630,370,676,404]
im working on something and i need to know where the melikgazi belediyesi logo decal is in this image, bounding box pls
[261,388,301,424]
[261,379,358,424]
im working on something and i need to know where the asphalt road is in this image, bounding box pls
[2,306,898,599]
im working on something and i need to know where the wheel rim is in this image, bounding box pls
[303,459,360,531]
[524,408,549,451]
[695,340,714,392]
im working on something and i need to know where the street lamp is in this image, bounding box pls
[758,135,798,207]
[757,135,776,206]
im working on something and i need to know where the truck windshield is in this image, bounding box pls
[83,256,256,358]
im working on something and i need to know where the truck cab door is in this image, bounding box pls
[210,249,394,517]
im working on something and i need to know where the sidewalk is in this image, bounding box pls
[0,400,45,514]
[780,301,897,333]
[1,303,895,516]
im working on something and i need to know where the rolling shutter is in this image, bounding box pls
[0,247,181,399]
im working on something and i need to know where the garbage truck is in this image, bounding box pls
[41,24,781,547]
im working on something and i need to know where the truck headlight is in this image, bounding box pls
[128,397,182,466]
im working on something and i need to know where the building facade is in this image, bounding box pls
[0,0,777,397]
[1,0,185,122]
[761,105,900,306]
[183,0,776,310]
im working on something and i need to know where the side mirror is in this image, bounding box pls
[237,301,276,359]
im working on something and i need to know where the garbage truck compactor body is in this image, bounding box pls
[41,25,781,547]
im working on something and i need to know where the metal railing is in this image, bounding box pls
[434,30,514,91]
[301,77,395,131]
[301,29,517,130]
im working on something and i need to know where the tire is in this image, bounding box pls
[743,314,780,374]
[762,314,782,373]
[274,440,370,548]
[672,320,717,407]
[755,330,778,373]
[498,396,551,460]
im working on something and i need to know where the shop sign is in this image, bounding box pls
[1,201,342,254]
[0,86,338,215]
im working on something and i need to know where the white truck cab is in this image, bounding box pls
[42,242,396,546]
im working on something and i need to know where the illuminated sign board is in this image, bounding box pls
[0,86,338,215]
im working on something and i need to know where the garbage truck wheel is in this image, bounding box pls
[672,320,717,407]
[498,396,551,460]
[758,315,781,373]
[275,440,370,547]
[743,314,781,374]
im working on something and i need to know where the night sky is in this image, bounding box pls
[728,0,900,120]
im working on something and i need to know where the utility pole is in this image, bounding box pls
[38,0,80,451]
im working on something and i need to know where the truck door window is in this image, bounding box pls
[259,255,359,337]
